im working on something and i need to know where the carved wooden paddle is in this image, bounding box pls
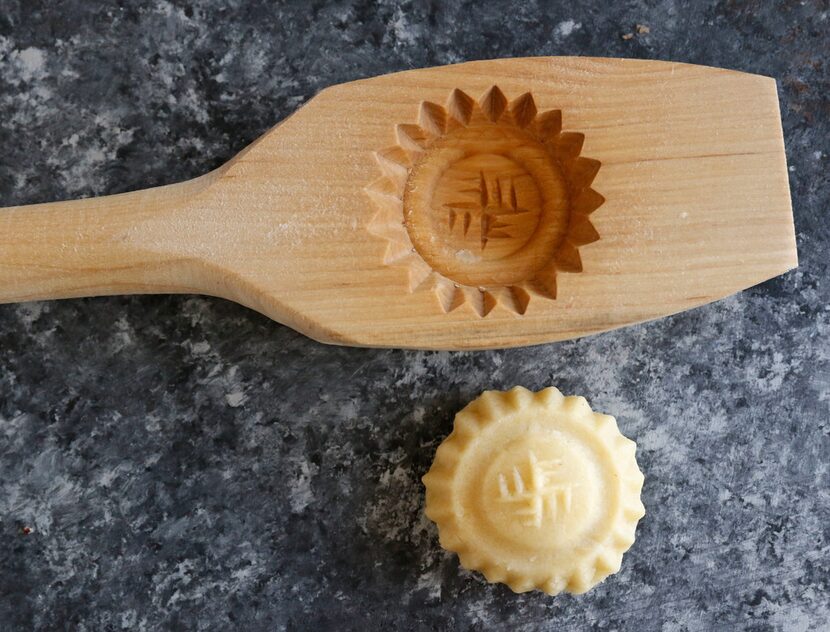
[0,57,796,350]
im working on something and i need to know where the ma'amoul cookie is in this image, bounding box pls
[423,386,645,595]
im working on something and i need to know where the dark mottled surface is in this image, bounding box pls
[1,1,828,630]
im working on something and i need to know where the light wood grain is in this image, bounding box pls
[0,57,796,350]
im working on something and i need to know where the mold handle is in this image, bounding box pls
[0,179,208,305]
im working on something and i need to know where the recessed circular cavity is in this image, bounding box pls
[403,124,570,287]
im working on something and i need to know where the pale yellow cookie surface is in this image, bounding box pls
[422,386,645,595]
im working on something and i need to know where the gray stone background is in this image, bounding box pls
[1,1,828,630]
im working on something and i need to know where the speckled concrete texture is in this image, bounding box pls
[1,1,828,630]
